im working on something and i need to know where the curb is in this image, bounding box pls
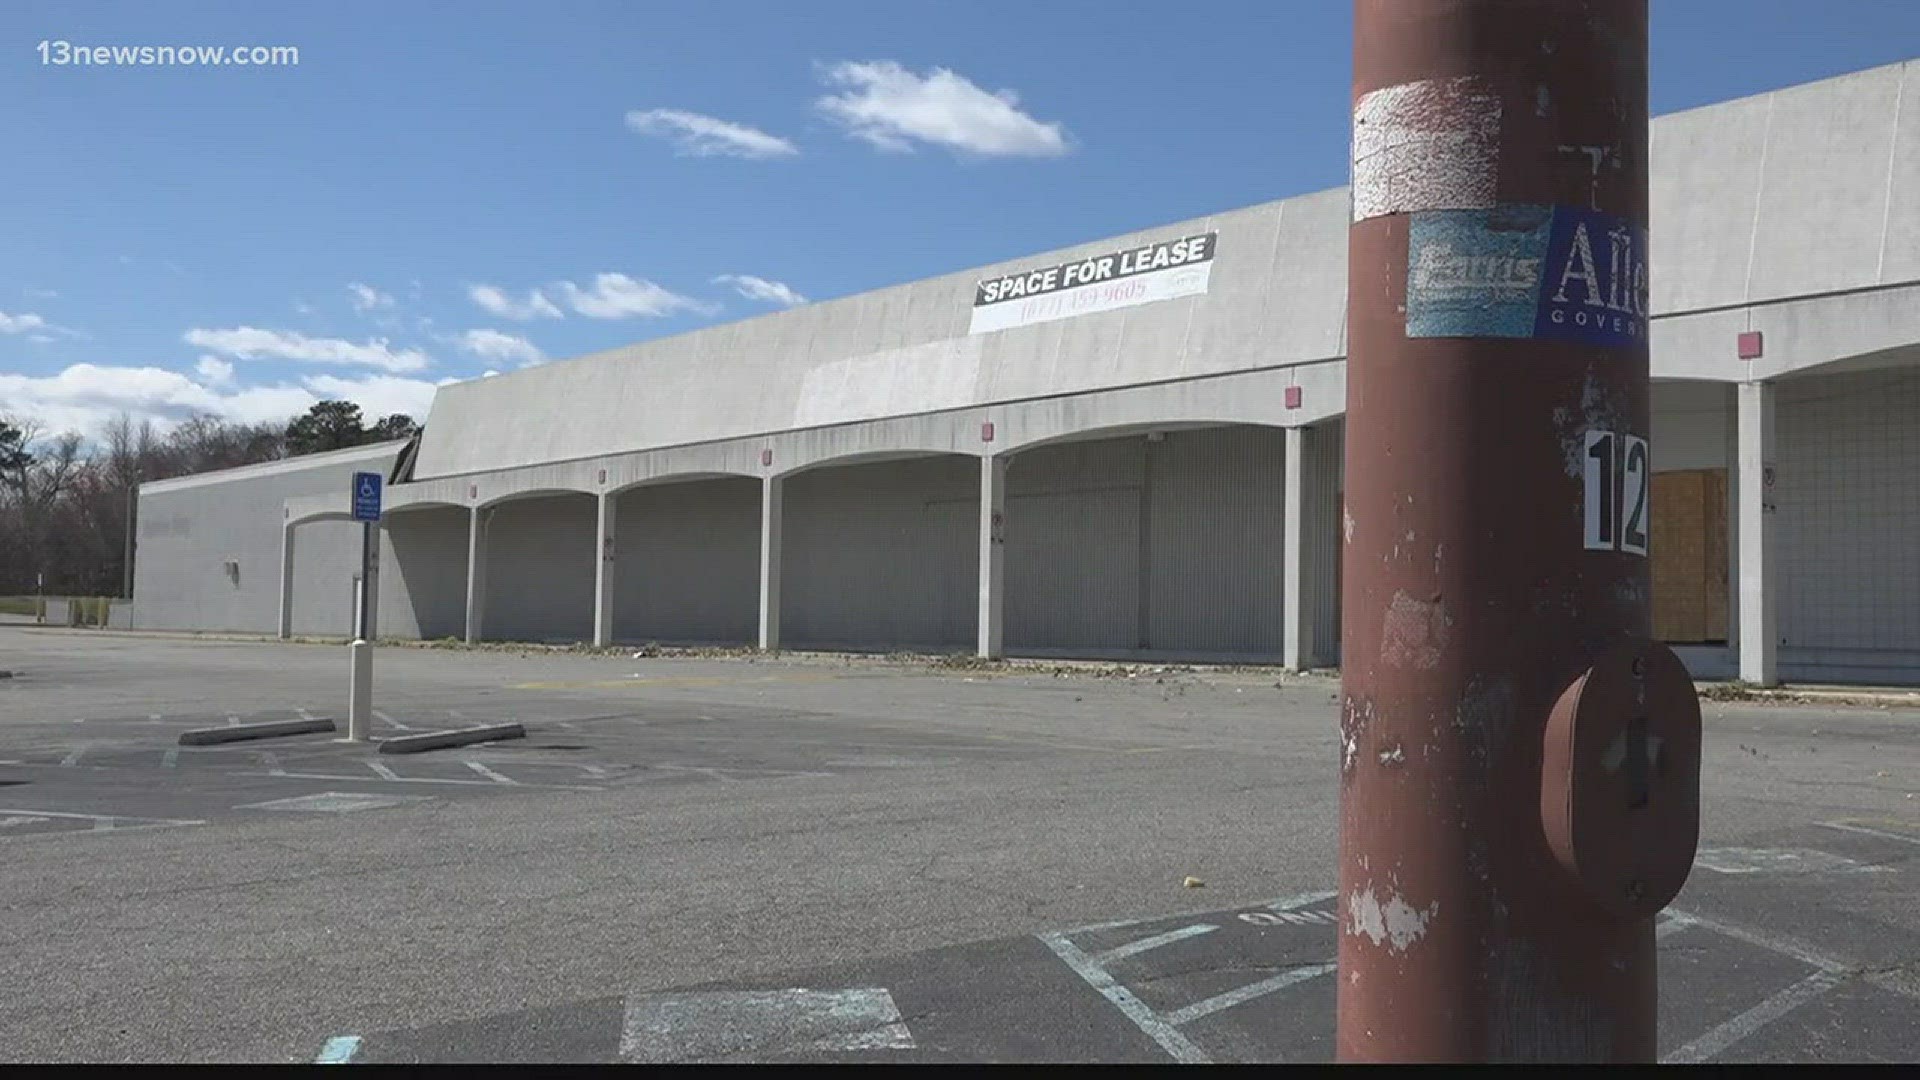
[378,723,527,754]
[179,717,338,745]
[1695,683,1920,708]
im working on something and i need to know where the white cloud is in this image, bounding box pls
[814,60,1070,158]
[557,273,717,319]
[0,363,445,436]
[451,329,545,366]
[0,363,309,433]
[183,326,431,374]
[713,274,807,307]
[347,282,396,313]
[25,288,58,299]
[28,334,55,344]
[624,108,799,159]
[293,299,316,315]
[195,356,235,384]
[468,283,563,320]
[303,373,441,421]
[1,311,49,334]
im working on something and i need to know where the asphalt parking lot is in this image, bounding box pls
[2,626,1916,1063]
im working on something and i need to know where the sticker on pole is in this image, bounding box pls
[1582,430,1648,556]
[351,472,383,522]
[1406,205,1648,347]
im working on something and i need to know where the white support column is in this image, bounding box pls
[1736,381,1777,686]
[593,492,616,648]
[277,521,296,639]
[1283,426,1316,671]
[757,476,784,651]
[464,506,488,644]
[977,455,1008,659]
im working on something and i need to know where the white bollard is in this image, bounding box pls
[347,638,373,742]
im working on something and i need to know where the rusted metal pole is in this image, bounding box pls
[1340,0,1700,1062]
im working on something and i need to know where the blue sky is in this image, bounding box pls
[2,0,1917,436]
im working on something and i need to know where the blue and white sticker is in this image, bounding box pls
[1406,205,1648,347]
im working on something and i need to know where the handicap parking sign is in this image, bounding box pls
[352,472,383,522]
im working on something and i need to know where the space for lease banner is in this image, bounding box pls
[969,232,1217,335]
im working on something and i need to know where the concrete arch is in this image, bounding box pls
[286,509,354,528]
[1000,418,1285,457]
[384,499,463,515]
[771,446,977,481]
[605,469,762,498]
[991,363,1342,454]
[474,486,595,511]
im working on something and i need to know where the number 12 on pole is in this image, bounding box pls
[1584,429,1649,556]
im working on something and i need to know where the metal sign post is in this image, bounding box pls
[1340,0,1700,1061]
[348,472,383,743]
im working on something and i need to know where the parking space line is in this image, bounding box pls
[1662,969,1846,1064]
[1095,923,1218,964]
[60,745,87,767]
[315,1035,361,1064]
[373,709,416,732]
[1818,820,1920,848]
[464,760,518,785]
[1664,908,1851,974]
[1037,930,1211,1064]
[1162,963,1337,1027]
[162,748,179,769]
[368,761,401,781]
[0,808,204,835]
[1265,890,1339,914]
[245,770,600,792]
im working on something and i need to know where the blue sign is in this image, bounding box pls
[351,471,383,522]
[1406,205,1647,348]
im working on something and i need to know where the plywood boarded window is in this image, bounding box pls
[1651,469,1729,643]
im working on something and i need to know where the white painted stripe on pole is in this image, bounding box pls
[1037,931,1210,1064]
[1163,962,1337,1027]
[1817,820,1920,848]
[1350,75,1502,223]
[315,1035,362,1064]
[1095,923,1217,964]
[59,745,86,767]
[464,760,518,785]
[1661,969,1844,1064]
[368,761,400,781]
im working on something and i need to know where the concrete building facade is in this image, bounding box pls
[134,61,1920,684]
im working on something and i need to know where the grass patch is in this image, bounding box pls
[0,596,43,618]
[1698,679,1764,702]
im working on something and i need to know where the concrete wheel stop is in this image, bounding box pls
[179,717,337,745]
[376,723,527,754]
